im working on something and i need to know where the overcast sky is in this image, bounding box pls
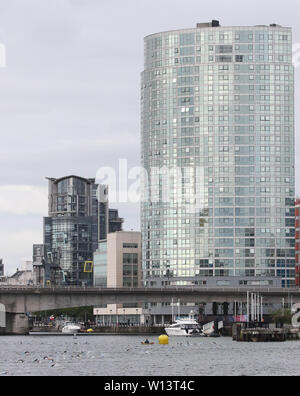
[0,0,299,275]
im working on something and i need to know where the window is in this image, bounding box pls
[123,243,138,249]
[123,253,138,264]
[216,55,232,62]
[216,45,233,54]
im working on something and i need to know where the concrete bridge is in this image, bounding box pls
[1,286,300,334]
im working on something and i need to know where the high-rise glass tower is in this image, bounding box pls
[141,21,295,288]
[44,176,99,286]
[41,176,123,286]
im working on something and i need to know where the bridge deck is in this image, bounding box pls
[0,286,299,314]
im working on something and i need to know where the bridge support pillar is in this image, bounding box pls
[0,313,29,335]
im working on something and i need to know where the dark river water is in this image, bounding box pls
[0,335,300,376]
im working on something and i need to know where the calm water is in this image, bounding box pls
[0,335,300,376]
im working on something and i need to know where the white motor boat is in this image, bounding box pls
[61,322,81,334]
[202,320,224,337]
[165,312,203,337]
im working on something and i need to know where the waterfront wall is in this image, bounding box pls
[232,324,300,342]
[29,325,166,335]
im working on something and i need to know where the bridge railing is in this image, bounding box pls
[0,285,300,294]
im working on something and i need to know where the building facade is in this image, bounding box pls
[296,199,300,286]
[93,240,108,287]
[0,261,34,286]
[0,259,4,278]
[32,244,46,286]
[141,21,295,288]
[94,231,142,288]
[93,231,143,325]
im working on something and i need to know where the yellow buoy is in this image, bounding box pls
[158,334,169,345]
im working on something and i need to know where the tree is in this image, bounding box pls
[271,309,292,328]
[33,306,94,322]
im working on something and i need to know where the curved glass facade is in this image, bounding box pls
[141,24,295,288]
[44,176,99,285]
[50,176,95,218]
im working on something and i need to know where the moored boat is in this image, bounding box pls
[61,322,81,334]
[202,320,224,337]
[164,311,203,337]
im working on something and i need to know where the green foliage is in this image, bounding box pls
[33,306,94,321]
[271,309,292,325]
